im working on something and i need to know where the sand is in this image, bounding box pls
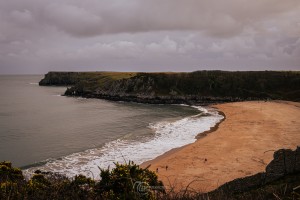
[141,101,300,192]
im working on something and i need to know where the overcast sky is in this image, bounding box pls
[0,0,299,74]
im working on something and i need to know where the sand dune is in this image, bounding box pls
[142,101,300,192]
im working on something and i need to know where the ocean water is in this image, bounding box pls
[0,75,223,179]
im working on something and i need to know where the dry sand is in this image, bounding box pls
[141,101,300,192]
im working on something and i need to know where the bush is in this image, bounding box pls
[0,161,164,200]
[96,161,164,199]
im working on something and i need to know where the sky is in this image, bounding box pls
[0,0,299,74]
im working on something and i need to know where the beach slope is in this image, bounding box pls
[142,101,300,192]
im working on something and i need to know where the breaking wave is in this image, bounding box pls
[23,106,223,179]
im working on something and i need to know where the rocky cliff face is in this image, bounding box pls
[211,147,300,195]
[40,71,300,104]
[64,74,239,105]
[96,75,156,96]
[39,72,81,86]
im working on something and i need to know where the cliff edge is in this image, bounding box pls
[40,71,300,104]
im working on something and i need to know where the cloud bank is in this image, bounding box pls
[0,0,299,73]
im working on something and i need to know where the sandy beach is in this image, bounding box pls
[141,101,300,192]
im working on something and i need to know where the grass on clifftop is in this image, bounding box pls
[92,72,137,88]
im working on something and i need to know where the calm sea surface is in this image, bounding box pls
[0,75,222,178]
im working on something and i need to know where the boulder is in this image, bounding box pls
[265,149,286,183]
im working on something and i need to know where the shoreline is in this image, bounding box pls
[142,108,226,167]
[23,103,222,179]
[195,110,226,140]
[141,100,300,192]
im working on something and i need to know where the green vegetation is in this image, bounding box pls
[40,71,300,103]
[0,161,163,200]
[1,161,299,200]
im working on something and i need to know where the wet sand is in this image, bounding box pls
[141,101,300,192]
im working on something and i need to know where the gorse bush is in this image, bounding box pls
[96,161,164,199]
[0,161,26,199]
[0,161,164,200]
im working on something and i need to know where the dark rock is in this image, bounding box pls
[295,146,300,172]
[217,172,265,194]
[211,147,300,196]
[265,149,285,183]
[284,149,296,174]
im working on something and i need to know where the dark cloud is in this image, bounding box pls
[0,0,299,74]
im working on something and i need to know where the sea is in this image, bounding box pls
[0,75,223,179]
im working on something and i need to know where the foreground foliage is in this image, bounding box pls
[1,161,299,200]
[0,161,163,200]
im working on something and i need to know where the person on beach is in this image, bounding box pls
[166,165,168,170]
[156,168,159,173]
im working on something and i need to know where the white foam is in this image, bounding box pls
[24,106,223,179]
[29,83,39,85]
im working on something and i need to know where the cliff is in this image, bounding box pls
[39,71,300,104]
[39,72,81,86]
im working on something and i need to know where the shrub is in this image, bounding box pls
[96,161,164,199]
[0,161,164,200]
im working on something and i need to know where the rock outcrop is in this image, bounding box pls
[211,147,300,195]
